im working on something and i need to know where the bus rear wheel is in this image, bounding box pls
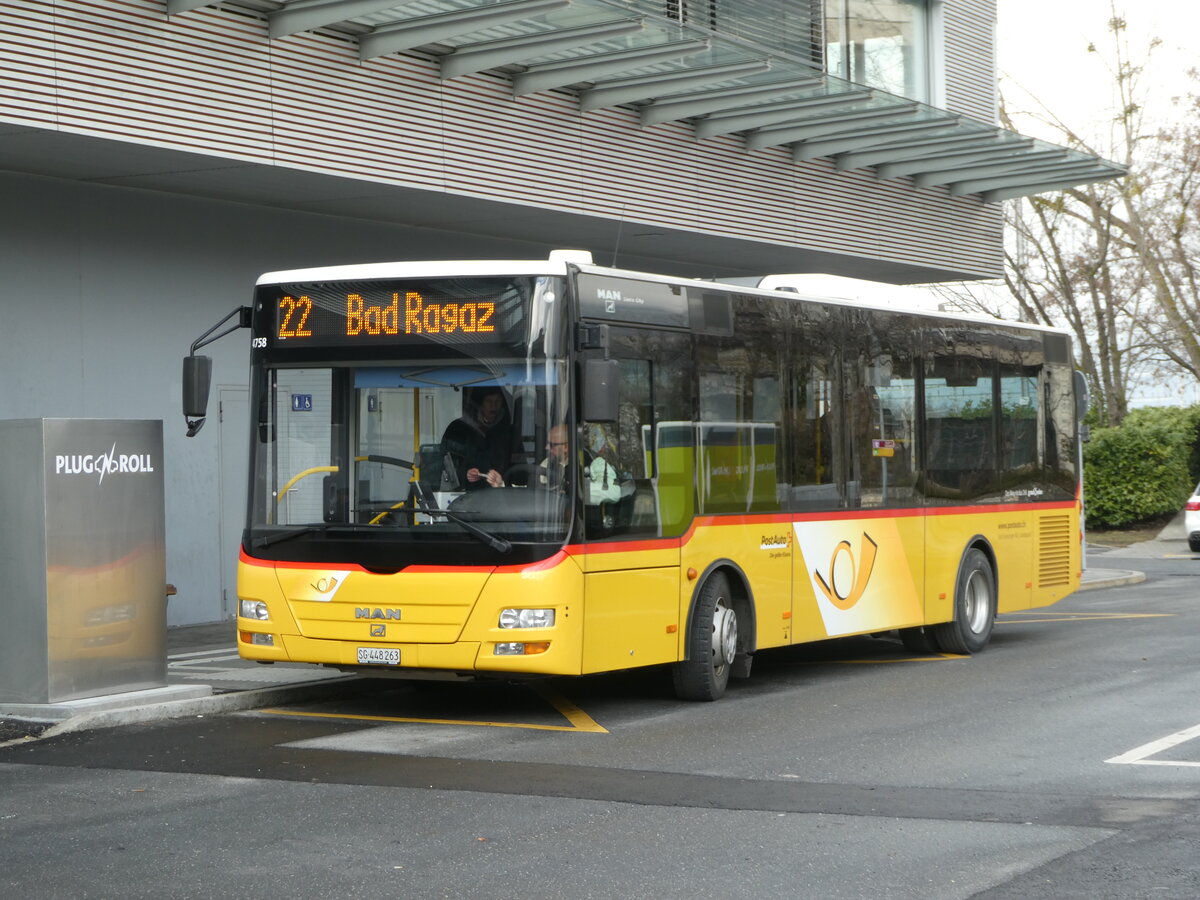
[931,548,995,654]
[673,571,737,702]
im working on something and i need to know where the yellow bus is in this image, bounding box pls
[184,251,1085,700]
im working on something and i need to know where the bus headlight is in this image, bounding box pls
[498,608,555,629]
[240,600,270,621]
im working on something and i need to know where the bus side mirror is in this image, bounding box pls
[581,359,619,423]
[180,305,252,437]
[183,355,213,437]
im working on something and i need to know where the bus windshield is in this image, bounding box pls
[246,275,572,568]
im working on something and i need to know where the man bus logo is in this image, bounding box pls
[813,533,879,611]
[356,607,402,621]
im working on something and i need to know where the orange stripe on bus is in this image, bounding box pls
[239,548,370,572]
[243,498,1079,575]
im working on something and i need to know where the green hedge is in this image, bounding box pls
[1083,406,1200,528]
[1120,405,1200,483]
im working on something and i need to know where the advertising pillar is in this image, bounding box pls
[0,419,167,704]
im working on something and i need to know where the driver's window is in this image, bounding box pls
[594,328,694,540]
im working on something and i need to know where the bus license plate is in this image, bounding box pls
[357,647,400,665]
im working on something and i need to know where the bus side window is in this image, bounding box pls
[781,304,839,512]
[843,312,920,509]
[1042,363,1078,496]
[998,363,1039,475]
[923,353,997,500]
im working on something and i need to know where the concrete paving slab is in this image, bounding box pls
[1096,538,1191,559]
[1154,509,1188,541]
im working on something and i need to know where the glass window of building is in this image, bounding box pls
[825,0,930,101]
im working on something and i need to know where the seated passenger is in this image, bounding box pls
[538,423,621,506]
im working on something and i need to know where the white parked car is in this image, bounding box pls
[1187,482,1200,553]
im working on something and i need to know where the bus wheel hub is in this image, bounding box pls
[713,601,737,667]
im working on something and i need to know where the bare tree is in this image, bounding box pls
[940,10,1200,426]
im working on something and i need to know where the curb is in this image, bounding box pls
[1077,570,1146,592]
[4,676,363,745]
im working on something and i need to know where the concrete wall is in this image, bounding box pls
[0,170,547,624]
[0,0,1006,280]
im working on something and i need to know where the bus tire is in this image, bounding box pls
[931,548,995,654]
[673,571,737,702]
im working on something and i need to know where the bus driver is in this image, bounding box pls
[440,386,512,489]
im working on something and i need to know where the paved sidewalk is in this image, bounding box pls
[0,623,358,744]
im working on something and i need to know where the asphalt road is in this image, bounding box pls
[2,550,1198,899]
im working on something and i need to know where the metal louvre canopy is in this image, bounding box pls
[166,0,1125,201]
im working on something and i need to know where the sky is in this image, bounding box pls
[995,1,1200,405]
[996,0,1200,148]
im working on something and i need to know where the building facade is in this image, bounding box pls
[0,0,1119,624]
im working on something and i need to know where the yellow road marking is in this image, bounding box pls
[531,684,609,733]
[259,685,608,734]
[794,651,966,667]
[840,653,967,664]
[998,614,1166,619]
[998,612,1171,624]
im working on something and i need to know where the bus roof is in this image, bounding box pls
[256,258,575,285]
[256,252,1069,339]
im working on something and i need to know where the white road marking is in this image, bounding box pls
[170,654,242,666]
[168,647,238,662]
[1105,722,1200,767]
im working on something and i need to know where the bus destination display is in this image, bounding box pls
[266,286,499,347]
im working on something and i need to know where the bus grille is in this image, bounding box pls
[1037,515,1072,588]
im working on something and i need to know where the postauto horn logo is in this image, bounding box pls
[813,532,878,611]
[54,443,156,485]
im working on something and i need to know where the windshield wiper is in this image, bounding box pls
[417,507,512,554]
[252,523,379,549]
[252,524,329,549]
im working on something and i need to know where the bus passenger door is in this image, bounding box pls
[692,294,793,652]
[579,329,691,673]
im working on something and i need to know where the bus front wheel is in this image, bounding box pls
[673,571,737,702]
[931,548,995,654]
